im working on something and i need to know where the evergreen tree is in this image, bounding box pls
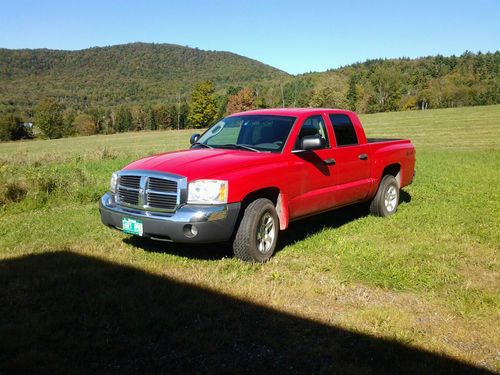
[187,81,218,128]
[115,106,133,132]
[154,104,173,130]
[143,104,156,130]
[347,76,358,110]
[179,102,190,129]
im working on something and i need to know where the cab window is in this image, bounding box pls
[329,114,358,146]
[294,115,329,150]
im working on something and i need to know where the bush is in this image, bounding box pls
[0,114,32,141]
[0,180,28,205]
[401,96,417,111]
[74,114,97,136]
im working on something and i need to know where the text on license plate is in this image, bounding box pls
[122,218,143,236]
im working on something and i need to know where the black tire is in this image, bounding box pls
[233,198,279,262]
[370,175,400,217]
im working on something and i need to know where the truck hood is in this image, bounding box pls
[123,148,281,180]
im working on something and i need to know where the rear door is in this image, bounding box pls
[328,113,371,205]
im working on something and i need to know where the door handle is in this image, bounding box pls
[358,154,368,160]
[323,158,336,165]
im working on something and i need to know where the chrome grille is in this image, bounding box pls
[120,175,141,189]
[147,192,177,210]
[118,188,139,205]
[148,177,177,192]
[116,172,185,212]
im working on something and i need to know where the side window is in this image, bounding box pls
[329,114,358,146]
[294,115,329,149]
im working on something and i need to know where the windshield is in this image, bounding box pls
[194,115,296,152]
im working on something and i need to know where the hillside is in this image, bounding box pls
[0,43,498,121]
[283,52,500,112]
[0,42,288,110]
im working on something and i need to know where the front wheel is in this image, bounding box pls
[233,198,279,262]
[370,175,400,217]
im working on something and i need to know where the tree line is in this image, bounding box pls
[1,50,498,141]
[0,81,258,140]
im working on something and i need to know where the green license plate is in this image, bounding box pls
[122,218,143,236]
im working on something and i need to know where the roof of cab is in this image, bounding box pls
[228,108,351,117]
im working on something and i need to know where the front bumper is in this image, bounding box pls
[99,193,241,243]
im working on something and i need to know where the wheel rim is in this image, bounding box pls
[384,185,398,212]
[256,212,275,254]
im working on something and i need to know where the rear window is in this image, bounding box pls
[329,114,358,146]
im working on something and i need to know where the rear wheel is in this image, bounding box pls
[370,175,400,217]
[233,198,278,262]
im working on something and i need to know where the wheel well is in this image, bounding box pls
[230,187,282,239]
[241,187,280,210]
[381,164,401,187]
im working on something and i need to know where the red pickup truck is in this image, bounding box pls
[100,108,415,262]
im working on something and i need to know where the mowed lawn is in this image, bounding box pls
[0,105,499,373]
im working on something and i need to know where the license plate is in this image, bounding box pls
[122,218,143,236]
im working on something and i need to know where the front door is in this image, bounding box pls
[287,115,337,218]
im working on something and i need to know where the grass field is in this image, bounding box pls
[1,105,499,373]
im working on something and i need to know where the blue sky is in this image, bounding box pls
[1,0,498,74]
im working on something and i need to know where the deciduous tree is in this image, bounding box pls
[226,87,255,115]
[368,66,402,112]
[35,98,64,139]
[74,113,97,136]
[188,81,218,128]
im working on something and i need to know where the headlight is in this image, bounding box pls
[110,172,119,193]
[187,180,228,204]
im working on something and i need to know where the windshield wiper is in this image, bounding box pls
[191,142,213,149]
[220,144,260,152]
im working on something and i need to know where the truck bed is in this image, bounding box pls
[367,138,403,143]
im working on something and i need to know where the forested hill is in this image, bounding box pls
[0,43,498,119]
[290,51,500,113]
[0,42,288,110]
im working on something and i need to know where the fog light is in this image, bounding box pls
[183,224,198,238]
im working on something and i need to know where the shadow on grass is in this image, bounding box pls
[277,202,370,251]
[400,189,412,204]
[279,189,411,250]
[0,251,492,374]
[125,190,412,259]
[124,237,233,260]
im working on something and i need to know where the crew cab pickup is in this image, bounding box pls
[100,108,415,262]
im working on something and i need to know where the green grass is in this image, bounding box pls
[1,105,499,372]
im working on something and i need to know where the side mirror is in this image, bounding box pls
[190,133,200,145]
[300,135,325,151]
